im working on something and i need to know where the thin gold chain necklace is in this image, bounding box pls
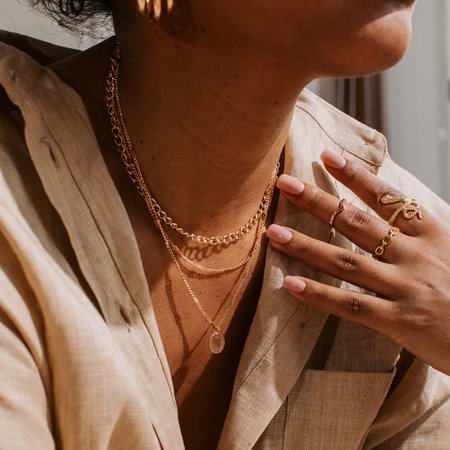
[106,44,279,353]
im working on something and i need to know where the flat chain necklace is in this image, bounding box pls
[106,44,279,353]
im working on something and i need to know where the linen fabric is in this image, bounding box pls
[1,35,450,450]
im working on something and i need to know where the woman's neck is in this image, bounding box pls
[51,25,312,236]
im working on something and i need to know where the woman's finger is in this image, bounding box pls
[284,273,450,376]
[320,150,427,236]
[276,174,396,257]
[283,275,398,338]
[266,224,402,291]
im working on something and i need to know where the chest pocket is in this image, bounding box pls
[286,369,394,449]
[254,369,394,450]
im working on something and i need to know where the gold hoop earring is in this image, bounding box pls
[138,0,174,22]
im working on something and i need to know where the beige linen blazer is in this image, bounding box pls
[1,35,450,450]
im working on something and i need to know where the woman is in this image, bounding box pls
[1,0,449,448]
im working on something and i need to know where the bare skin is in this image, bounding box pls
[50,0,416,448]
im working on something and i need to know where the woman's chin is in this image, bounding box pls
[329,11,413,78]
[359,10,413,73]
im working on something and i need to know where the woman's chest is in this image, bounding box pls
[139,237,267,449]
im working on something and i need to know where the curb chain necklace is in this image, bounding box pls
[106,44,279,353]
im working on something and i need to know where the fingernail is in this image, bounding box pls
[276,174,305,195]
[320,150,347,170]
[283,276,306,293]
[266,224,292,244]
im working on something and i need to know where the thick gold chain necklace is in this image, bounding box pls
[106,44,279,353]
[108,46,277,247]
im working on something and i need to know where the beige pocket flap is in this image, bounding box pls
[284,369,395,449]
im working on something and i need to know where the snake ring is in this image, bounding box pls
[381,194,423,227]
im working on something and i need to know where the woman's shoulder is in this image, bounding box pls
[292,89,450,221]
[0,33,71,126]
[0,34,107,296]
[293,88,387,174]
[0,30,78,65]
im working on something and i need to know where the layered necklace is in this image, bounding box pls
[106,44,279,353]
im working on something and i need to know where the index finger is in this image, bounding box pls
[320,150,427,236]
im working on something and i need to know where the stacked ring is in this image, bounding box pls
[372,194,423,259]
[372,226,400,259]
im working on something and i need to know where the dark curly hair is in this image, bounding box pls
[28,0,113,37]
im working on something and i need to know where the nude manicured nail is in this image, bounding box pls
[276,174,305,195]
[267,224,292,244]
[283,276,306,293]
[320,150,347,170]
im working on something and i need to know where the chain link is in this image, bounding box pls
[373,227,400,259]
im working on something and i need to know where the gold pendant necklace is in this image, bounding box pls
[106,43,279,353]
[158,218,265,353]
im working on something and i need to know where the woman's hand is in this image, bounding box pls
[266,150,450,376]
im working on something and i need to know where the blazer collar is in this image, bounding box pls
[218,90,387,450]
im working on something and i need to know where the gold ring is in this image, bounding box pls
[329,199,347,236]
[381,194,423,227]
[373,226,400,259]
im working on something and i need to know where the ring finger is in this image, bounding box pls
[266,224,401,295]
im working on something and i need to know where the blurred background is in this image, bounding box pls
[1,0,450,201]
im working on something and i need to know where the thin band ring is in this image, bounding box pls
[329,199,347,236]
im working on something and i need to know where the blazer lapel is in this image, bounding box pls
[219,91,386,450]
[218,112,349,450]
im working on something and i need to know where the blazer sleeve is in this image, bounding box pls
[0,235,56,449]
[361,157,450,449]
